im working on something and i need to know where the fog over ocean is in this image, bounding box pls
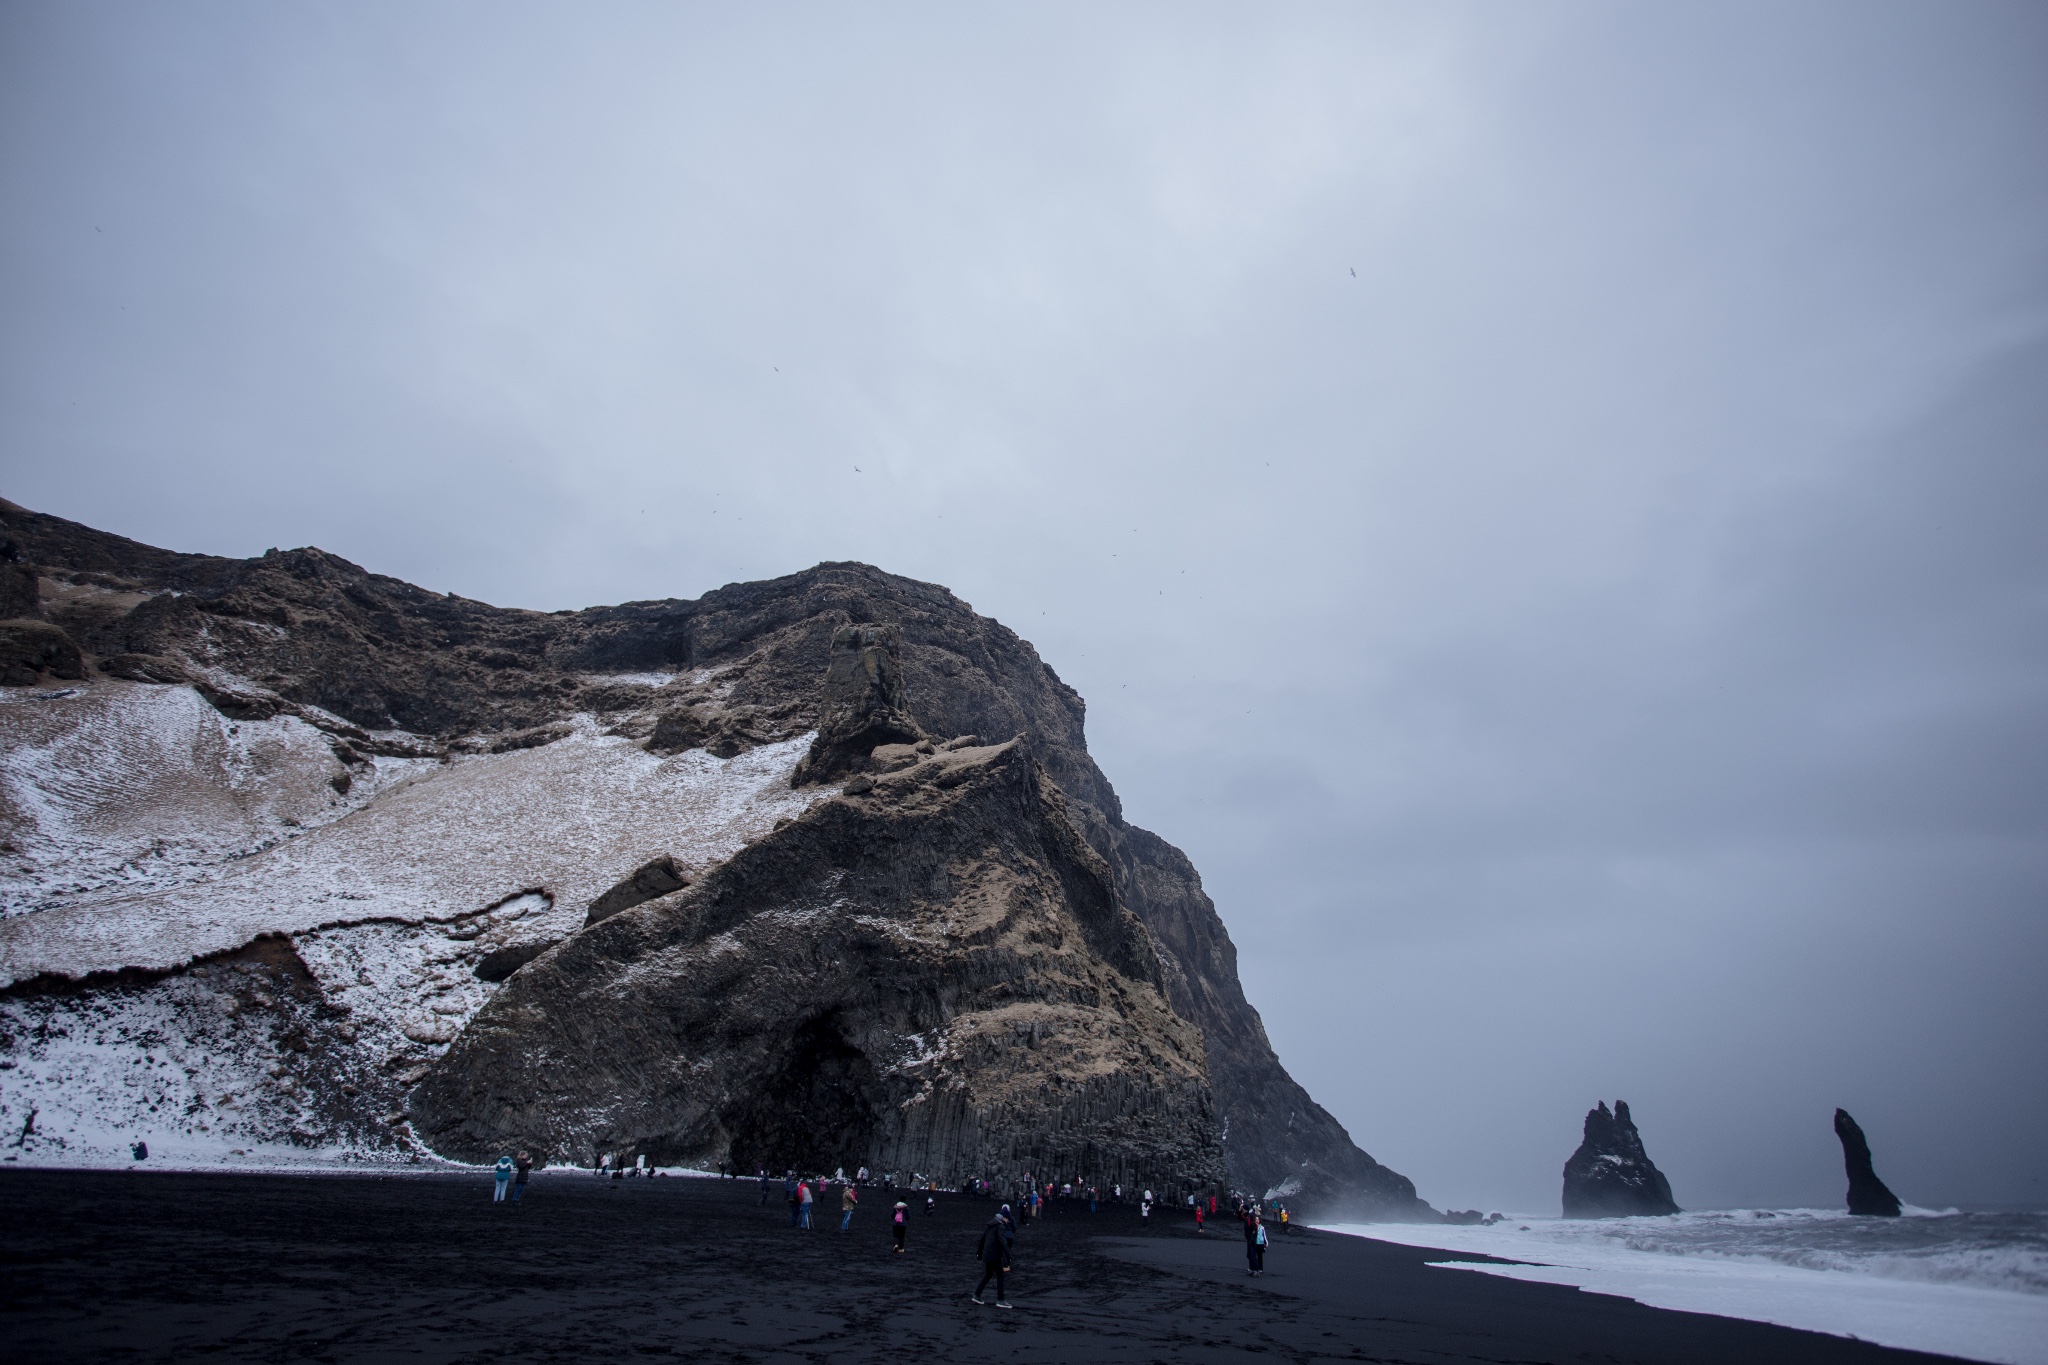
[3,0,2043,1232]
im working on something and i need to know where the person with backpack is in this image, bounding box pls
[512,1150,533,1203]
[1245,1210,1268,1275]
[891,1200,909,1253]
[840,1181,859,1231]
[492,1155,513,1202]
[971,1205,1014,1307]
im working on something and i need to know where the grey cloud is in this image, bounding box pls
[3,0,2043,1211]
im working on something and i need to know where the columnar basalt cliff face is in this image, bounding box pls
[0,500,1427,1216]
[1562,1100,1681,1218]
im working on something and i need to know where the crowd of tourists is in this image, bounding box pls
[484,1150,1293,1286]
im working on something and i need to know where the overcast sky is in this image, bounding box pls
[4,1,2044,1213]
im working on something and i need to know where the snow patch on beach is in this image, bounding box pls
[1321,1210,2048,1365]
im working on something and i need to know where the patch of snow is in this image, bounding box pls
[0,679,395,919]
[582,671,679,687]
[0,705,828,986]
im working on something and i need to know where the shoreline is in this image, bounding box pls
[1324,1216,2048,1365]
[0,1167,1963,1364]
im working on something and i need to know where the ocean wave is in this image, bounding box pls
[1320,1208,2048,1365]
[1545,1207,2048,1297]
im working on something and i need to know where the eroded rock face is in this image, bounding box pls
[1562,1100,1680,1217]
[583,856,691,928]
[0,620,84,686]
[791,623,926,785]
[0,498,1424,1215]
[410,740,1223,1190]
[1834,1108,1903,1216]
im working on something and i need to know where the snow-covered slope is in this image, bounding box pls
[0,673,829,1168]
[0,678,827,986]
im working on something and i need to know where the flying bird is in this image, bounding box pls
[1349,267,1356,276]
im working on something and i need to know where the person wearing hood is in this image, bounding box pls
[891,1200,909,1253]
[972,1205,1015,1307]
[492,1155,513,1202]
[512,1151,533,1203]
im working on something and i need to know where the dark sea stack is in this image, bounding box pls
[1834,1108,1903,1216]
[0,499,1428,1217]
[1562,1100,1681,1217]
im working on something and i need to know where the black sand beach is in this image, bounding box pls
[0,1169,1960,1364]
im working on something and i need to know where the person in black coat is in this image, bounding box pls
[1245,1209,1268,1276]
[972,1205,1015,1307]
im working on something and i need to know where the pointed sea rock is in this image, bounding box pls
[1834,1108,1903,1216]
[1562,1100,1681,1217]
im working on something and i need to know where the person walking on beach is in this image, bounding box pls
[892,1200,909,1253]
[1245,1210,1268,1275]
[493,1155,513,1202]
[1140,1188,1153,1220]
[799,1178,815,1229]
[1194,1201,1204,1233]
[758,1169,772,1205]
[786,1172,801,1227]
[512,1150,533,1203]
[972,1205,1015,1307]
[840,1180,859,1231]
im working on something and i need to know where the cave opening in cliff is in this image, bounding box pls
[722,1011,879,1174]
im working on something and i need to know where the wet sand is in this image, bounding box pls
[0,1169,1962,1363]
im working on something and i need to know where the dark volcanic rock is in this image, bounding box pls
[411,740,1224,1190]
[0,619,84,686]
[0,552,38,619]
[1834,1108,1903,1216]
[791,623,926,784]
[584,856,691,928]
[1562,1100,1681,1217]
[0,497,1426,1216]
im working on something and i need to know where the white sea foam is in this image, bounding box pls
[1320,1208,2048,1365]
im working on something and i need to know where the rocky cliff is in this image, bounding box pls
[1834,1108,1903,1216]
[0,499,1427,1217]
[1561,1100,1681,1218]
